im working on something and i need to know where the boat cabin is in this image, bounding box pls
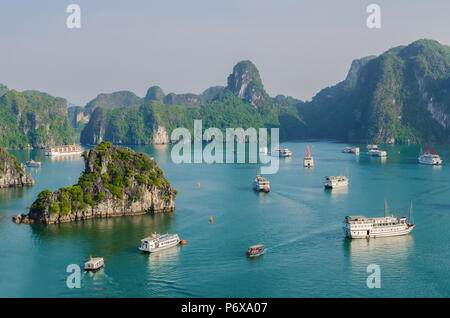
[84,256,104,271]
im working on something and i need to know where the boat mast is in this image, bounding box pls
[409,201,414,224]
[384,199,388,217]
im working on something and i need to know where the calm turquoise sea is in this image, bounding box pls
[1,142,449,297]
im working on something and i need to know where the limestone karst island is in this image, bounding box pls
[13,142,176,224]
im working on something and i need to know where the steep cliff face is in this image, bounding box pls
[152,125,170,144]
[0,89,74,149]
[85,91,142,113]
[0,148,34,188]
[163,93,202,107]
[227,60,273,109]
[297,39,450,144]
[13,142,176,224]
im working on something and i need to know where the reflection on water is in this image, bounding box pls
[153,144,170,163]
[29,213,177,256]
[343,235,415,265]
[0,187,28,201]
[147,245,181,270]
[325,187,349,196]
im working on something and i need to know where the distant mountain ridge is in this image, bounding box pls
[79,60,280,145]
[296,39,450,144]
[0,87,73,149]
[3,38,450,149]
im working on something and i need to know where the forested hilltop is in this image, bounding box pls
[295,39,450,144]
[78,60,281,145]
[0,87,73,149]
[3,39,450,148]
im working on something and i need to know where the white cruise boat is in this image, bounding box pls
[271,147,292,157]
[253,174,270,192]
[84,255,104,271]
[45,144,84,157]
[418,145,442,165]
[368,149,387,157]
[324,176,349,189]
[343,147,360,155]
[139,233,180,253]
[343,202,416,238]
[303,145,314,167]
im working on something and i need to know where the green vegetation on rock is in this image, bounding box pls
[26,142,175,223]
[0,88,73,149]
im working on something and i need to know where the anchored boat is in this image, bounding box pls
[324,176,349,189]
[343,147,360,155]
[253,173,270,192]
[418,144,442,165]
[343,201,416,239]
[139,233,180,253]
[246,244,265,257]
[26,160,41,167]
[271,147,292,157]
[44,144,84,157]
[368,149,387,157]
[303,145,314,167]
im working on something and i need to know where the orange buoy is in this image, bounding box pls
[210,216,214,223]
[180,240,187,245]
[197,182,200,187]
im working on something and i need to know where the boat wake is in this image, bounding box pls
[267,224,341,252]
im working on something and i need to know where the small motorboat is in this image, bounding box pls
[246,244,265,257]
[84,255,104,271]
[26,160,41,168]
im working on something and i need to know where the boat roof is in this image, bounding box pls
[141,233,177,241]
[248,244,264,249]
[345,216,366,220]
[85,257,103,263]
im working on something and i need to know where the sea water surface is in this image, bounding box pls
[0,142,449,297]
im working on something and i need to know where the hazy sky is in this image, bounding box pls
[1,0,449,106]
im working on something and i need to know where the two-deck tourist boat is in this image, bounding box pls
[253,173,270,192]
[26,160,41,167]
[368,149,387,157]
[343,147,360,155]
[84,255,104,271]
[139,233,180,253]
[418,144,442,165]
[303,145,314,167]
[271,147,292,157]
[44,144,84,157]
[343,201,416,238]
[324,176,349,189]
[246,244,265,257]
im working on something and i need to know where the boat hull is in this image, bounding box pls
[247,250,265,257]
[45,151,83,157]
[418,158,442,165]
[139,239,180,253]
[343,224,415,239]
[84,265,104,271]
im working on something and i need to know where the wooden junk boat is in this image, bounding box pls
[246,244,265,257]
